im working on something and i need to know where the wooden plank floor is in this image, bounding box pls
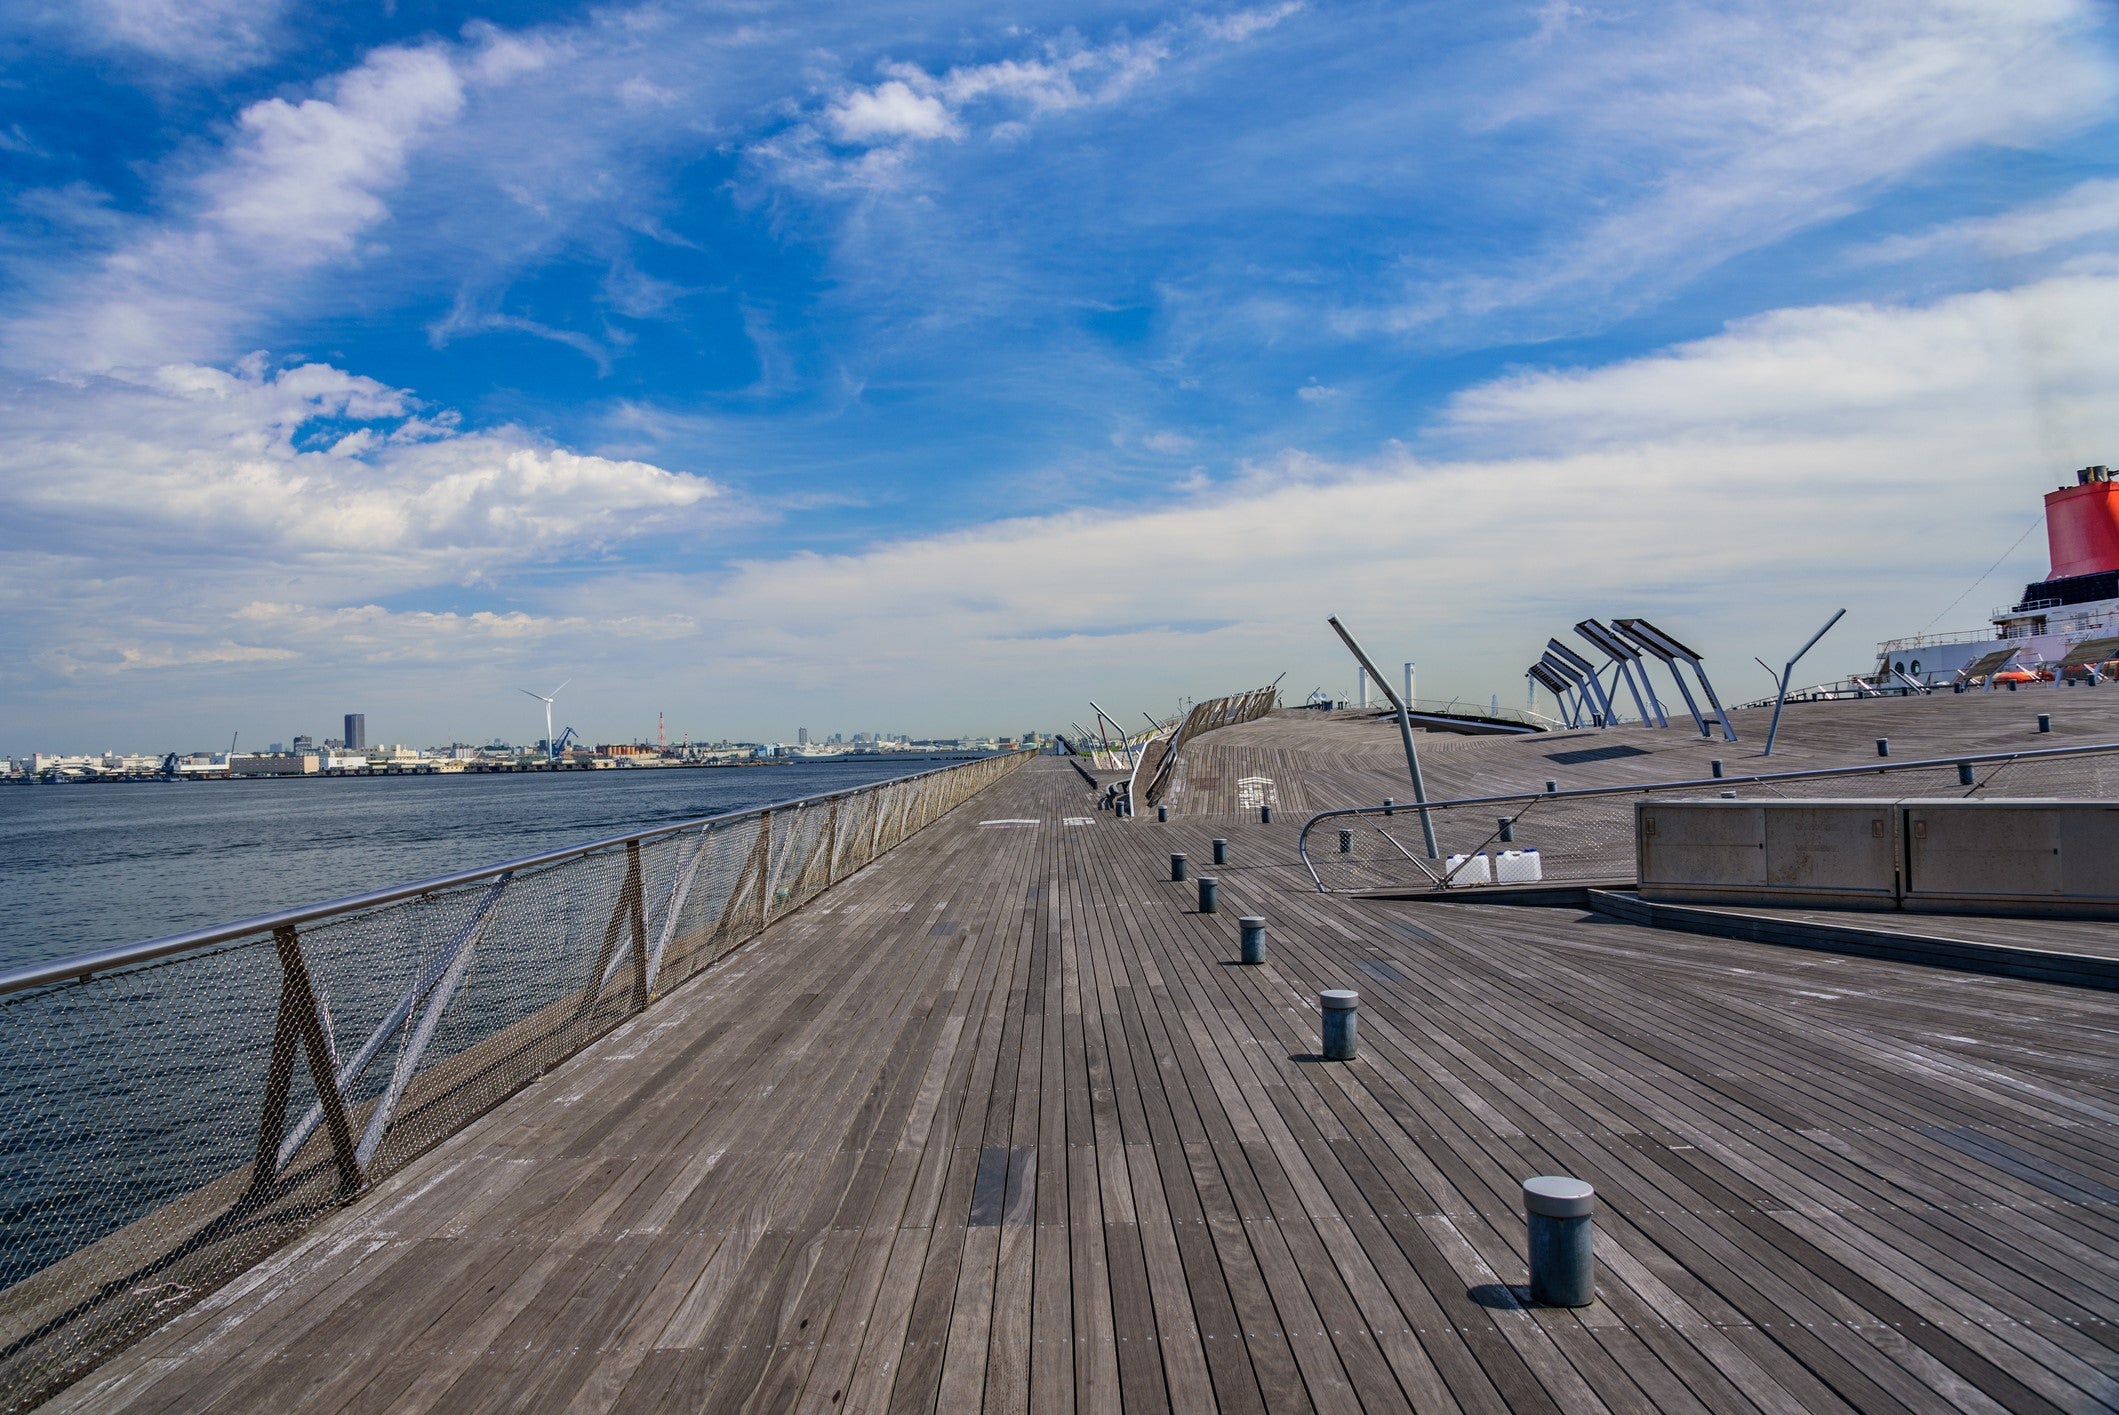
[47,753,2119,1413]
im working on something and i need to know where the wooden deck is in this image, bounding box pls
[45,720,2119,1412]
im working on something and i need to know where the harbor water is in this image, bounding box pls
[0,758,963,975]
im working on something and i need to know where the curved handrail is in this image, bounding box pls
[1294,738,2119,891]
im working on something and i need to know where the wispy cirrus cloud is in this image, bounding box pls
[1849,178,2119,266]
[18,0,289,73]
[753,4,1303,191]
[1363,0,2115,335]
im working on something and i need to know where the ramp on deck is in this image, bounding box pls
[46,736,2119,1413]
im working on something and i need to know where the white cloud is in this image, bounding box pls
[1141,430,1197,455]
[202,47,466,260]
[1444,269,2118,455]
[0,360,719,570]
[1297,381,1338,402]
[766,6,1299,184]
[828,81,960,144]
[1853,178,2119,266]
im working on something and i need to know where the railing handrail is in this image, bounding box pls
[0,751,1030,999]
[1295,738,2119,890]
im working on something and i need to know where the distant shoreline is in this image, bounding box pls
[3,751,1009,786]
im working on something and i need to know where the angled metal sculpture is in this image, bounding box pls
[1576,619,1665,728]
[1614,618,1738,742]
[1545,638,1615,725]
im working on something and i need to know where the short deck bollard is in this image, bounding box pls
[1158,805,1169,822]
[1384,797,1395,816]
[1212,838,1228,865]
[1710,759,1724,778]
[1198,876,1219,914]
[1338,828,1353,853]
[1170,853,1188,882]
[1239,916,1266,965]
[1320,990,1357,1059]
[1545,780,1558,794]
[1876,738,1889,757]
[1523,1177,1596,1307]
[1959,762,1976,786]
[1260,804,1273,824]
[2039,714,2052,733]
[1497,817,1513,844]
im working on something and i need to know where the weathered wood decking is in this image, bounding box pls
[45,703,2119,1412]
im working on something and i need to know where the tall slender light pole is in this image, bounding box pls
[1763,609,1845,757]
[1327,617,1437,857]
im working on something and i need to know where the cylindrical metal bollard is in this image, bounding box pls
[1320,990,1357,1059]
[1876,738,1889,757]
[1158,805,1168,822]
[1545,780,1558,794]
[2038,714,2052,733]
[1497,818,1513,843]
[1212,838,1228,866]
[1383,797,1395,816]
[1260,804,1272,824]
[1198,876,1219,914]
[1959,762,1975,786]
[1170,853,1188,883]
[1523,1177,1596,1307]
[1338,828,1353,853]
[1710,759,1724,778]
[1239,916,1266,965]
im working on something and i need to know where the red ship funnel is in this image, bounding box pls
[2044,467,2119,579]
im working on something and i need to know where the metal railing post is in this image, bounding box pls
[269,925,363,1198]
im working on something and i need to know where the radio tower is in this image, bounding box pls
[658,711,667,754]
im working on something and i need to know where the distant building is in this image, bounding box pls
[233,754,319,777]
[798,727,809,745]
[343,714,367,751]
[292,734,316,754]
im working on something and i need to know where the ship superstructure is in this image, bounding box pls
[1875,464,2119,685]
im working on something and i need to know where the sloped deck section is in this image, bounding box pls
[1160,689,2119,815]
[51,755,2119,1412]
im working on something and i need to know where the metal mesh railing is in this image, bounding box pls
[1299,742,2119,893]
[0,750,1029,1412]
[1133,685,1279,807]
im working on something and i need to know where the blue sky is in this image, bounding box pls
[2,0,2117,751]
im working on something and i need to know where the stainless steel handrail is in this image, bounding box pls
[0,752,1028,997]
[1295,739,2119,890]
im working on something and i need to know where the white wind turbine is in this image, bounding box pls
[519,678,572,758]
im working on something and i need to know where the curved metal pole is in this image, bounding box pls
[1763,608,1847,757]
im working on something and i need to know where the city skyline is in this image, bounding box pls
[1,1,2116,753]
